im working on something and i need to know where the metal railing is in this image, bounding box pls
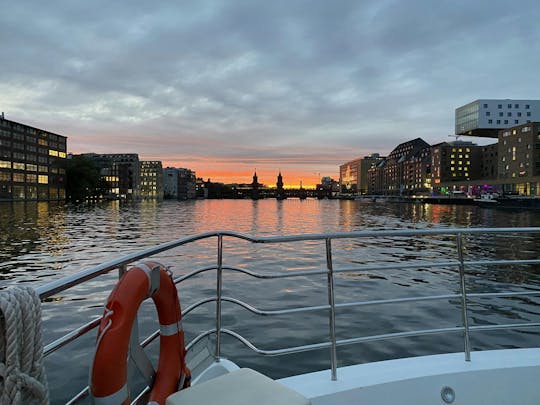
[35,227,540,404]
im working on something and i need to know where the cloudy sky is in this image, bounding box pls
[2,1,540,186]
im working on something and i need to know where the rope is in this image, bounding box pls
[0,287,49,404]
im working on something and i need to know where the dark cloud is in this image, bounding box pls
[2,0,540,179]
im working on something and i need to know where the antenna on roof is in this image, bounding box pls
[1,112,4,119]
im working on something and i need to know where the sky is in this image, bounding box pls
[2,1,540,187]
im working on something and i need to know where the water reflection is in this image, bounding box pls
[2,200,540,403]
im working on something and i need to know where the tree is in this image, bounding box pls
[61,155,109,202]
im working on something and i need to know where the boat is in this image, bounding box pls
[2,227,540,404]
[474,193,540,209]
[474,192,501,207]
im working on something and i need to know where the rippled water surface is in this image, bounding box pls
[2,199,540,403]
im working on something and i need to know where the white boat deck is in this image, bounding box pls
[279,348,540,404]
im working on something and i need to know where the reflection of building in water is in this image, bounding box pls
[0,115,67,201]
[140,161,163,199]
[164,167,197,200]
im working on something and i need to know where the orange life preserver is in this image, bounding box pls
[90,261,190,405]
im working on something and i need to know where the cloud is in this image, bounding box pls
[2,0,540,183]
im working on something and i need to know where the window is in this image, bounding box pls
[526,104,530,109]
[0,160,11,168]
[13,162,25,170]
[499,112,503,117]
[486,111,491,116]
[515,120,519,124]
[527,112,531,116]
[488,119,493,124]
[38,175,48,184]
[483,103,488,108]
[13,173,25,182]
[515,104,519,108]
[508,104,512,108]
[497,120,501,124]
[504,120,509,124]
[508,112,512,117]
[498,104,502,109]
[518,112,522,117]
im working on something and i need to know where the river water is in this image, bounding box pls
[2,199,540,403]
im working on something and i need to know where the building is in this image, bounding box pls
[339,153,384,195]
[0,115,67,201]
[455,99,540,138]
[83,153,141,199]
[164,167,197,200]
[498,122,540,195]
[479,143,498,180]
[402,146,431,195]
[383,138,430,195]
[140,161,163,199]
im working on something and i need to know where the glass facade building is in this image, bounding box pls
[456,99,540,137]
[0,116,67,201]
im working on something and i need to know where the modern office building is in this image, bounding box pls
[339,153,384,194]
[140,161,164,199]
[0,115,67,201]
[455,99,540,138]
[163,167,197,200]
[498,122,540,195]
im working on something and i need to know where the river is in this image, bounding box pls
[1,199,540,403]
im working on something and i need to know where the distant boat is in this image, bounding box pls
[475,193,540,209]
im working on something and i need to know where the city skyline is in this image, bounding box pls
[3,1,540,186]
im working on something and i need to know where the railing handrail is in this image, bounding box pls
[32,227,540,404]
[35,227,540,300]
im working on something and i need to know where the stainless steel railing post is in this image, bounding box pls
[118,264,127,278]
[456,233,471,361]
[215,234,224,361]
[326,238,338,380]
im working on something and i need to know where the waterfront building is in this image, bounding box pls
[140,161,164,199]
[0,115,67,201]
[402,146,431,195]
[455,99,540,138]
[498,122,540,195]
[163,167,197,200]
[83,153,141,199]
[480,143,498,180]
[430,141,484,193]
[379,138,430,195]
[339,153,384,195]
[316,176,339,198]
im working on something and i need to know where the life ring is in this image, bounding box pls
[90,261,190,405]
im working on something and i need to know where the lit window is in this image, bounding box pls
[58,152,66,158]
[13,162,25,170]
[38,175,48,184]
[49,150,59,157]
[0,160,11,168]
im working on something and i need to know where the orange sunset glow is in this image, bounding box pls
[160,160,336,188]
